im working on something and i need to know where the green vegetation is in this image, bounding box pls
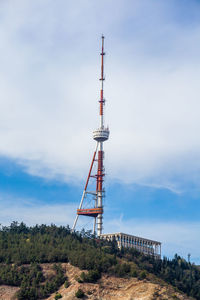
[16,263,66,299]
[54,293,62,299]
[78,269,101,283]
[0,222,200,299]
[64,279,70,288]
[75,288,85,298]
[138,270,147,280]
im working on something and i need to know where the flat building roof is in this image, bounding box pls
[101,232,161,245]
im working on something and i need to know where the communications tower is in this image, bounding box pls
[72,36,109,237]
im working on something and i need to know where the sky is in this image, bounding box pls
[0,0,200,263]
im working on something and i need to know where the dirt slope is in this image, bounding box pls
[0,263,193,300]
[0,285,19,300]
[47,263,193,300]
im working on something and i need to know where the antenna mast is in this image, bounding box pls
[72,36,109,236]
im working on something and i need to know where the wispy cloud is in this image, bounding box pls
[0,192,77,226]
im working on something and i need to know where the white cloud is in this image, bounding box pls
[0,193,77,226]
[0,192,96,232]
[0,1,200,191]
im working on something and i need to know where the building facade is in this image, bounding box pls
[101,232,161,259]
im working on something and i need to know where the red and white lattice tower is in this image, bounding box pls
[72,36,109,237]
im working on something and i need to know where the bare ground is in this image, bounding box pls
[47,263,193,300]
[0,285,19,300]
[0,263,193,300]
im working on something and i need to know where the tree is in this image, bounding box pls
[75,288,84,298]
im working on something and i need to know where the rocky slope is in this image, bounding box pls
[46,263,193,300]
[0,285,19,300]
[0,263,194,300]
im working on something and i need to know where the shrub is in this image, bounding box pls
[75,288,85,298]
[87,290,92,295]
[113,262,131,277]
[87,269,101,282]
[153,290,159,297]
[172,295,179,300]
[79,270,101,283]
[139,271,147,280]
[75,275,82,283]
[131,270,138,277]
[80,272,86,282]
[64,280,70,288]
[55,293,62,299]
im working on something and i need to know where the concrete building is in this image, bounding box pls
[101,232,161,259]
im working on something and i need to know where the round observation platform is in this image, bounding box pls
[93,128,109,142]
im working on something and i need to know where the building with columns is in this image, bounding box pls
[101,232,161,259]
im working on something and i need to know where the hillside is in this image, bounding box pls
[0,263,193,300]
[46,263,193,300]
[0,222,199,299]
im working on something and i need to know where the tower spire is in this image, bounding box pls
[72,36,109,237]
[100,35,105,121]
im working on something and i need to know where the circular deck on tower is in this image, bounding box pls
[93,128,109,142]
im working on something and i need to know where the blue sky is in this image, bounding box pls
[0,0,200,263]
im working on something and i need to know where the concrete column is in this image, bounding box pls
[155,244,158,255]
